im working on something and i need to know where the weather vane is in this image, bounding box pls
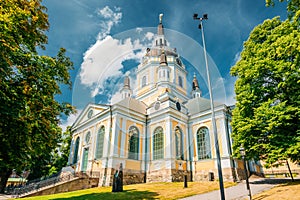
[159,13,163,23]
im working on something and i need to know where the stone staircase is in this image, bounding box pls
[12,172,99,198]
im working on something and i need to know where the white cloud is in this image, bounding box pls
[80,35,146,98]
[110,89,123,104]
[233,50,242,65]
[145,32,154,41]
[224,76,237,106]
[78,8,156,103]
[96,6,122,40]
[136,27,143,33]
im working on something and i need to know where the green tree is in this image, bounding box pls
[230,16,300,167]
[47,127,72,177]
[0,0,74,192]
[266,0,300,19]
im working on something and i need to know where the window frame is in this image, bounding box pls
[73,137,80,164]
[178,76,183,87]
[196,127,211,160]
[128,126,139,160]
[142,75,147,87]
[153,126,164,160]
[175,127,184,160]
[95,126,105,159]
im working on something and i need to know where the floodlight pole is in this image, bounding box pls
[193,13,225,200]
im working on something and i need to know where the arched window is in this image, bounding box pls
[153,127,164,160]
[197,127,211,160]
[178,76,183,87]
[73,137,80,164]
[175,127,184,160]
[142,76,147,87]
[95,126,105,159]
[128,126,139,160]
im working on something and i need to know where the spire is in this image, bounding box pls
[157,13,164,35]
[192,73,202,98]
[121,75,132,99]
[192,73,199,90]
[123,75,130,89]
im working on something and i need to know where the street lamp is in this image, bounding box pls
[193,13,225,200]
[240,146,252,200]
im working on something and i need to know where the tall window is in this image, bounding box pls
[197,127,211,160]
[178,76,183,87]
[153,127,164,160]
[175,127,184,160]
[128,126,139,160]
[142,76,147,87]
[95,126,105,159]
[73,137,80,164]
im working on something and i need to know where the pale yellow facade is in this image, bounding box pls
[68,16,263,186]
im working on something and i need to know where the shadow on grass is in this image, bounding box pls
[49,189,159,200]
[253,180,300,200]
[251,178,300,185]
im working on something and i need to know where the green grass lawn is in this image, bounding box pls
[19,181,236,200]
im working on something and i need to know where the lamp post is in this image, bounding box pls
[193,13,225,200]
[240,146,252,200]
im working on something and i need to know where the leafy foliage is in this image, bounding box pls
[48,127,72,177]
[0,0,74,191]
[230,16,300,166]
[266,0,300,19]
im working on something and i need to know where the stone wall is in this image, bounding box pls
[146,169,172,182]
[23,177,99,197]
[193,168,236,182]
[98,168,145,186]
[171,170,192,182]
[123,169,145,185]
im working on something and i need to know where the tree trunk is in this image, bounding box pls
[286,160,294,182]
[0,169,11,193]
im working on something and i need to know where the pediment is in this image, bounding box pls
[72,103,109,128]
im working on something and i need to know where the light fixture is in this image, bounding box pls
[240,146,245,157]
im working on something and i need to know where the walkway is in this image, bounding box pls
[181,177,297,200]
[0,194,11,200]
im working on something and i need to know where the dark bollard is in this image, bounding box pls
[184,175,188,188]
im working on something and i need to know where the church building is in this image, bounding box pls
[68,15,263,186]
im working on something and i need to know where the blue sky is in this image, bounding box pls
[41,0,287,129]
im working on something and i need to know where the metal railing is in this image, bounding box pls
[8,171,76,197]
[5,170,101,197]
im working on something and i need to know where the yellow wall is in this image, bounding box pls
[195,160,215,171]
[126,160,141,171]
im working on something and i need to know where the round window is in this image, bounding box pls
[87,109,93,119]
